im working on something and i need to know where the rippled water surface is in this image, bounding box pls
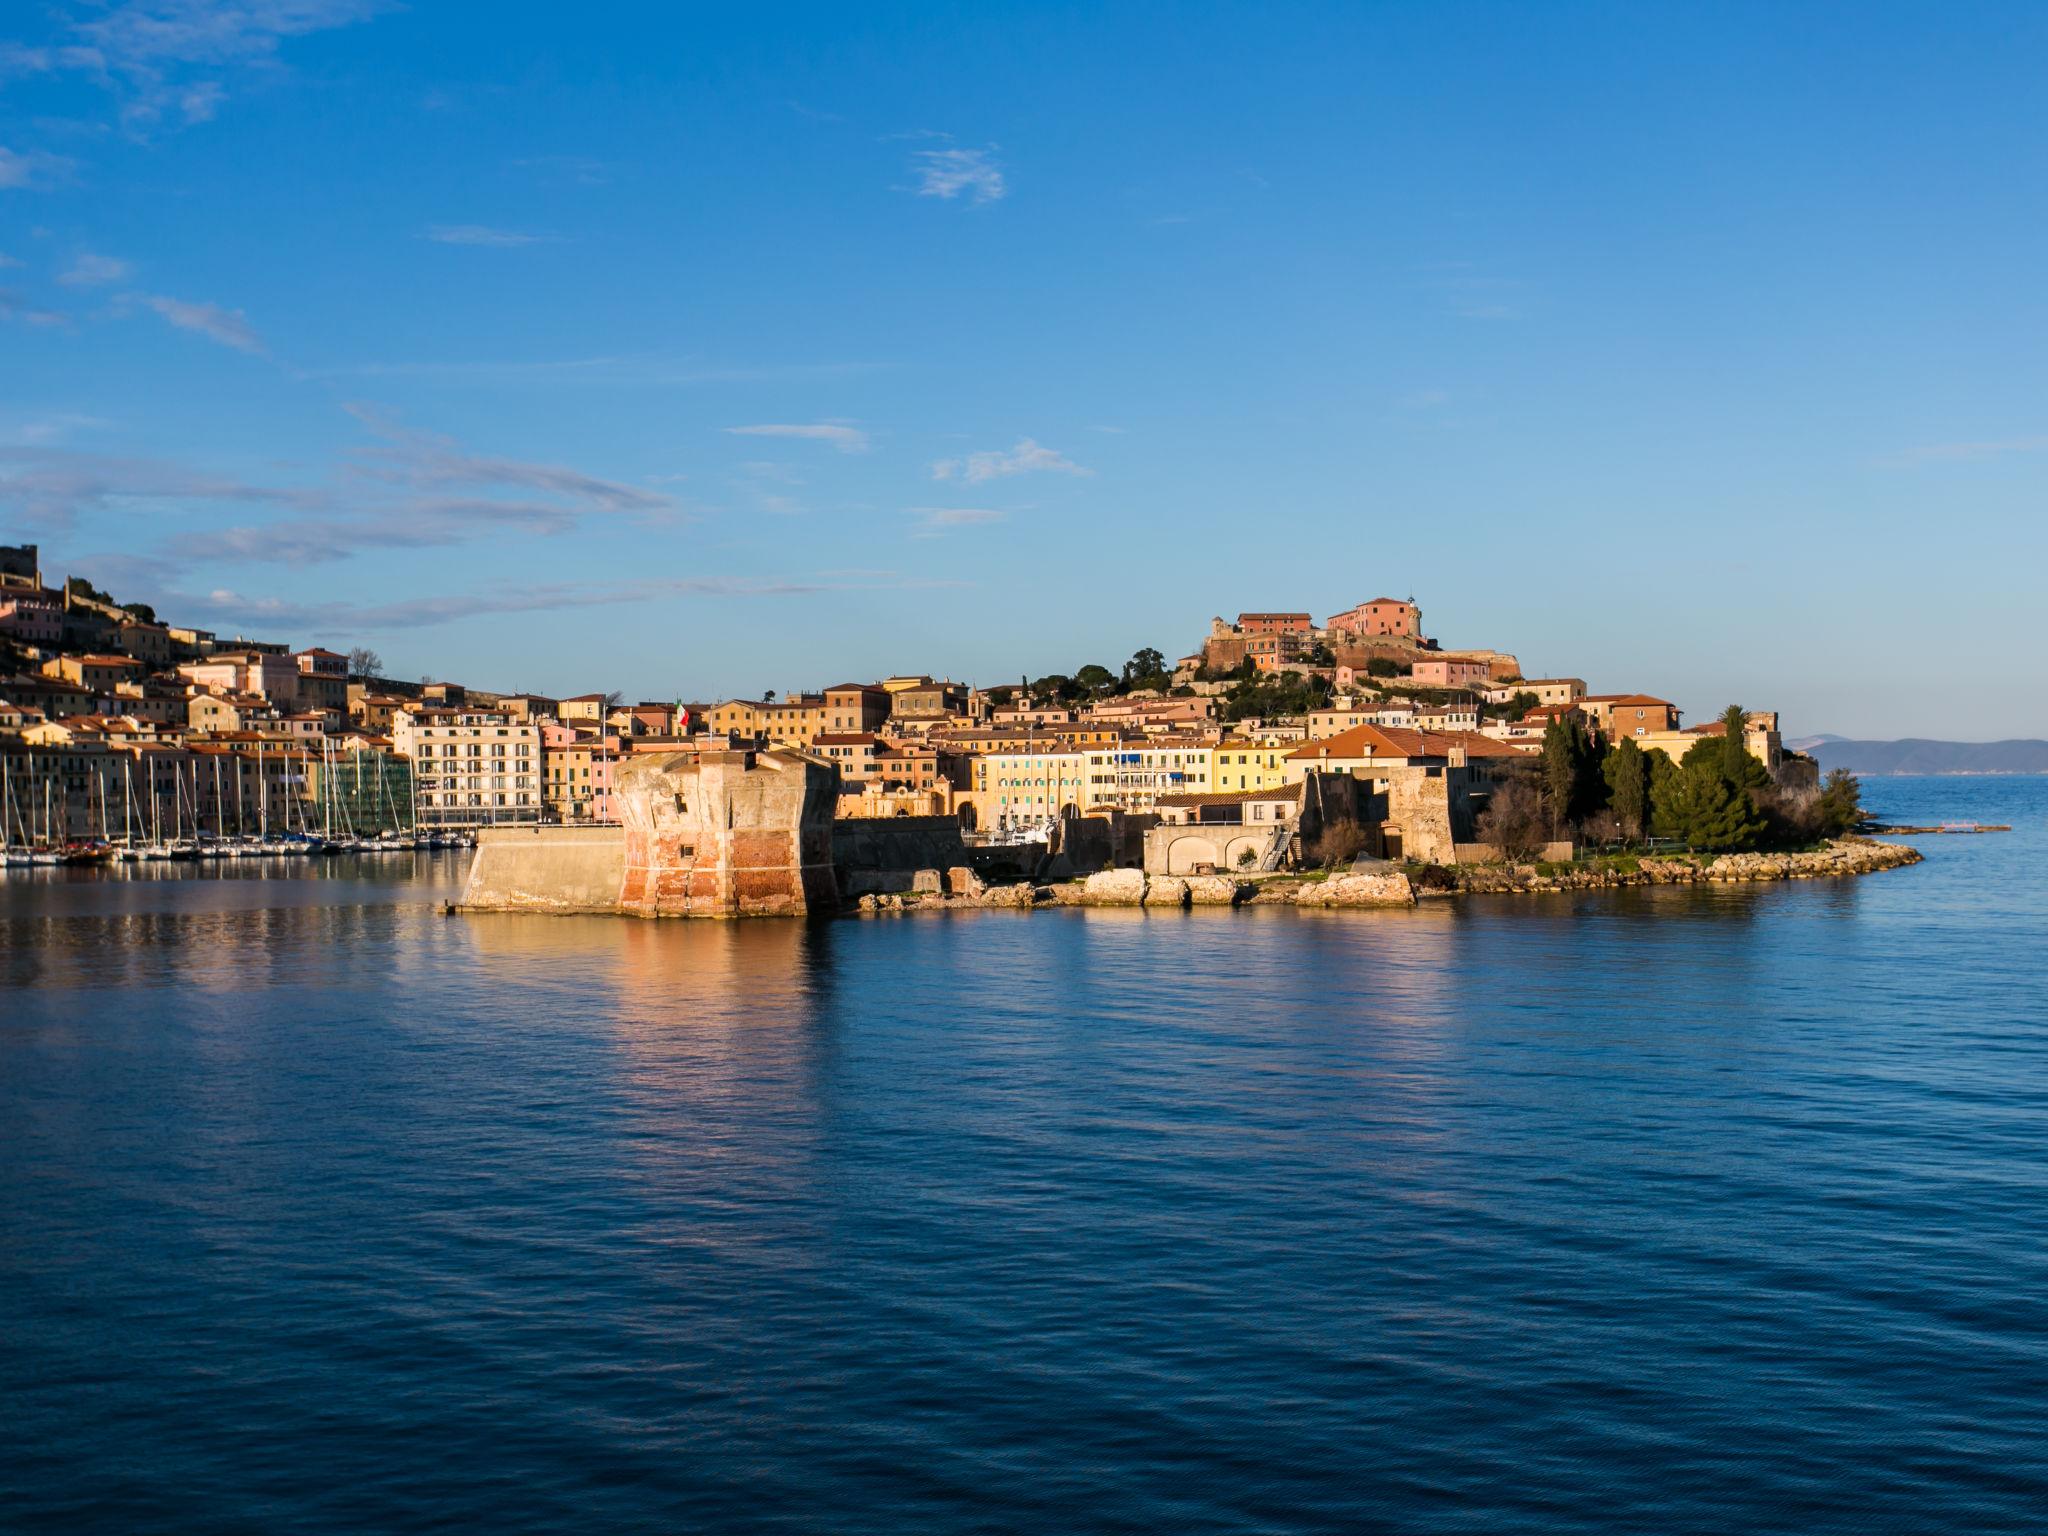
[4,776,2046,1533]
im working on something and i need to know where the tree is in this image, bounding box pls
[1074,663,1117,697]
[1123,647,1167,688]
[1603,737,1649,840]
[1701,704,1771,794]
[124,602,157,624]
[1817,768,1863,836]
[1029,673,1077,704]
[1365,657,1399,678]
[1541,714,1600,832]
[761,689,776,704]
[1477,778,1548,861]
[346,646,384,679]
[1654,742,1767,850]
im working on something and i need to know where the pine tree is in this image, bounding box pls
[1660,744,1767,850]
[1817,768,1863,836]
[1603,737,1649,840]
[1715,704,1772,791]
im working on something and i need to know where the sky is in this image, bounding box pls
[3,1,2045,738]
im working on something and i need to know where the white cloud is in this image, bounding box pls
[59,252,133,287]
[22,0,391,131]
[143,293,264,353]
[909,146,1005,204]
[931,438,1090,484]
[0,253,23,269]
[723,422,869,453]
[0,147,76,190]
[424,224,559,247]
[909,506,1006,538]
[181,82,226,123]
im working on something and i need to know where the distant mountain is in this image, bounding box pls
[1801,738,2048,776]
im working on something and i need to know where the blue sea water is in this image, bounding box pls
[3,776,2045,1534]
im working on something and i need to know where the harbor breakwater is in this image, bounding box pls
[849,838,1922,914]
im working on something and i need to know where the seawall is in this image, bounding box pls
[462,825,626,914]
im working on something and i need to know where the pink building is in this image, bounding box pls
[1327,597,1422,640]
[0,589,64,646]
[1411,657,1490,688]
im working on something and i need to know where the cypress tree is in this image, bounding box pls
[1603,737,1649,840]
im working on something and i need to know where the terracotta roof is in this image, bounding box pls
[1289,723,1518,762]
[1583,693,1676,707]
[1156,782,1304,808]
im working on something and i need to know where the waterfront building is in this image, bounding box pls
[1083,737,1214,811]
[964,745,1087,830]
[391,708,542,827]
[540,723,617,822]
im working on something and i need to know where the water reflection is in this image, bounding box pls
[5,786,2047,1535]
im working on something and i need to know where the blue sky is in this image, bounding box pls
[4,1,2044,737]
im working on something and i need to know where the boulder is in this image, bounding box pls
[910,868,944,895]
[1186,876,1250,906]
[1141,876,1191,908]
[944,865,985,898]
[1292,872,1415,908]
[1081,868,1147,906]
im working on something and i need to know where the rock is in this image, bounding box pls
[977,882,1042,908]
[1081,869,1147,906]
[944,866,985,898]
[910,868,944,895]
[1292,872,1415,908]
[1141,876,1191,908]
[1186,875,1250,906]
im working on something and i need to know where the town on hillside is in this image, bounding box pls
[1,542,1856,870]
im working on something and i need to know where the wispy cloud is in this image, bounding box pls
[0,146,76,190]
[143,293,264,353]
[909,506,1006,538]
[172,570,953,635]
[0,252,24,269]
[931,438,1090,484]
[723,422,869,453]
[509,155,612,186]
[0,444,318,531]
[12,0,390,133]
[297,355,890,387]
[424,224,560,247]
[0,290,71,329]
[1891,435,2048,465]
[909,146,1005,204]
[59,252,133,287]
[343,402,674,512]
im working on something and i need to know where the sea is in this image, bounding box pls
[3,775,2045,1534]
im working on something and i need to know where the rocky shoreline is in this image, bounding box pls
[849,837,1923,914]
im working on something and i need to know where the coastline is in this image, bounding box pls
[851,836,1925,914]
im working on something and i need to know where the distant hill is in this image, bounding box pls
[1800,738,2048,776]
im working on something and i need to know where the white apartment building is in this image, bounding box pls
[1083,739,1213,811]
[390,708,542,826]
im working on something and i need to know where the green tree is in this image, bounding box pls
[1074,663,1117,697]
[1655,740,1767,849]
[1541,713,1600,831]
[1816,767,1863,836]
[1603,737,1649,840]
[1713,704,1772,792]
[1123,647,1167,689]
[1365,657,1398,678]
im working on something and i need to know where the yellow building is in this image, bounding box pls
[966,747,1088,829]
[1210,736,1293,792]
